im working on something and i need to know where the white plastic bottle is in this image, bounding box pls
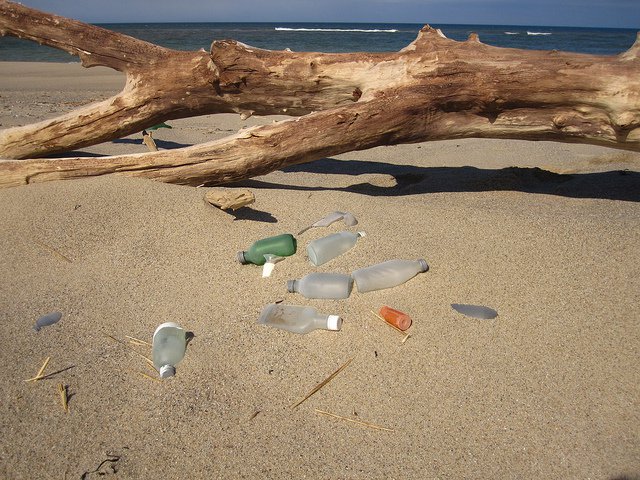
[287,272,353,299]
[307,231,365,266]
[152,322,187,378]
[257,303,342,334]
[352,259,429,293]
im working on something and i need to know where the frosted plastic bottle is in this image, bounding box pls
[352,259,429,293]
[307,231,365,266]
[152,322,187,379]
[257,303,342,334]
[237,233,297,266]
[287,272,353,299]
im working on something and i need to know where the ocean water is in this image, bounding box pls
[0,22,637,62]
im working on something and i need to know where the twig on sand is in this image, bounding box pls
[24,356,51,382]
[33,239,72,263]
[58,383,69,413]
[292,357,354,409]
[104,333,153,364]
[132,369,161,382]
[125,335,151,347]
[315,409,395,432]
[370,311,410,344]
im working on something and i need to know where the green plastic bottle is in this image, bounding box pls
[237,233,297,265]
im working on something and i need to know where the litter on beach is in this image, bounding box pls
[33,311,62,332]
[297,211,358,235]
[451,303,498,319]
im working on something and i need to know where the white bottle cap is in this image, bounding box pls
[159,365,176,378]
[326,315,343,331]
[357,231,366,237]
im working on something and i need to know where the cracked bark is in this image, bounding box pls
[0,0,638,188]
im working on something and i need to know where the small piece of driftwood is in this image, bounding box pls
[205,188,255,211]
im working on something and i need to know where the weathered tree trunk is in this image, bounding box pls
[0,0,638,188]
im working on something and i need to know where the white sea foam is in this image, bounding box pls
[527,31,552,35]
[504,31,520,35]
[275,27,398,33]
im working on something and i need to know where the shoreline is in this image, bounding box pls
[1,61,639,479]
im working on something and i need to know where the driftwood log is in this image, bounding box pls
[0,0,639,188]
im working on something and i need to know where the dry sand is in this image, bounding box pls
[1,62,639,479]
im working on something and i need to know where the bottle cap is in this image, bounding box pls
[286,280,298,293]
[417,259,429,272]
[326,315,343,331]
[237,251,248,264]
[159,365,176,379]
[357,231,366,237]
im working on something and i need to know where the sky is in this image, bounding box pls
[13,0,640,28]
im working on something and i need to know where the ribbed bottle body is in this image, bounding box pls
[288,272,353,299]
[257,303,342,334]
[306,231,363,266]
[352,259,429,293]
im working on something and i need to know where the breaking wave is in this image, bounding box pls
[275,27,398,33]
[527,31,552,35]
[504,31,520,35]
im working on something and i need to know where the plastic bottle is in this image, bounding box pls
[306,231,365,266]
[287,272,353,299]
[379,305,412,331]
[237,233,297,266]
[352,259,429,293]
[152,322,187,379]
[257,303,342,334]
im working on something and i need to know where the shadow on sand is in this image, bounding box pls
[227,157,640,203]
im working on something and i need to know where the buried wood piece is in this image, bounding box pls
[0,1,639,188]
[57,383,69,413]
[204,188,256,211]
[141,132,158,152]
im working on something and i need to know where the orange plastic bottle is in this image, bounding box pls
[379,306,412,331]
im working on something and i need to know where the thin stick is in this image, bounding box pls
[24,356,51,382]
[133,370,161,382]
[104,333,153,363]
[291,357,354,409]
[58,383,68,413]
[33,240,72,263]
[125,335,151,347]
[315,409,395,432]
[371,311,410,343]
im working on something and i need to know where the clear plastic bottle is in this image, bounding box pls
[237,233,297,266]
[352,259,429,293]
[257,303,342,334]
[152,322,187,379]
[306,231,365,266]
[287,272,353,299]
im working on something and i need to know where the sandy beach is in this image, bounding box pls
[1,61,639,479]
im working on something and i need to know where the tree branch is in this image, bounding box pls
[0,0,638,189]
